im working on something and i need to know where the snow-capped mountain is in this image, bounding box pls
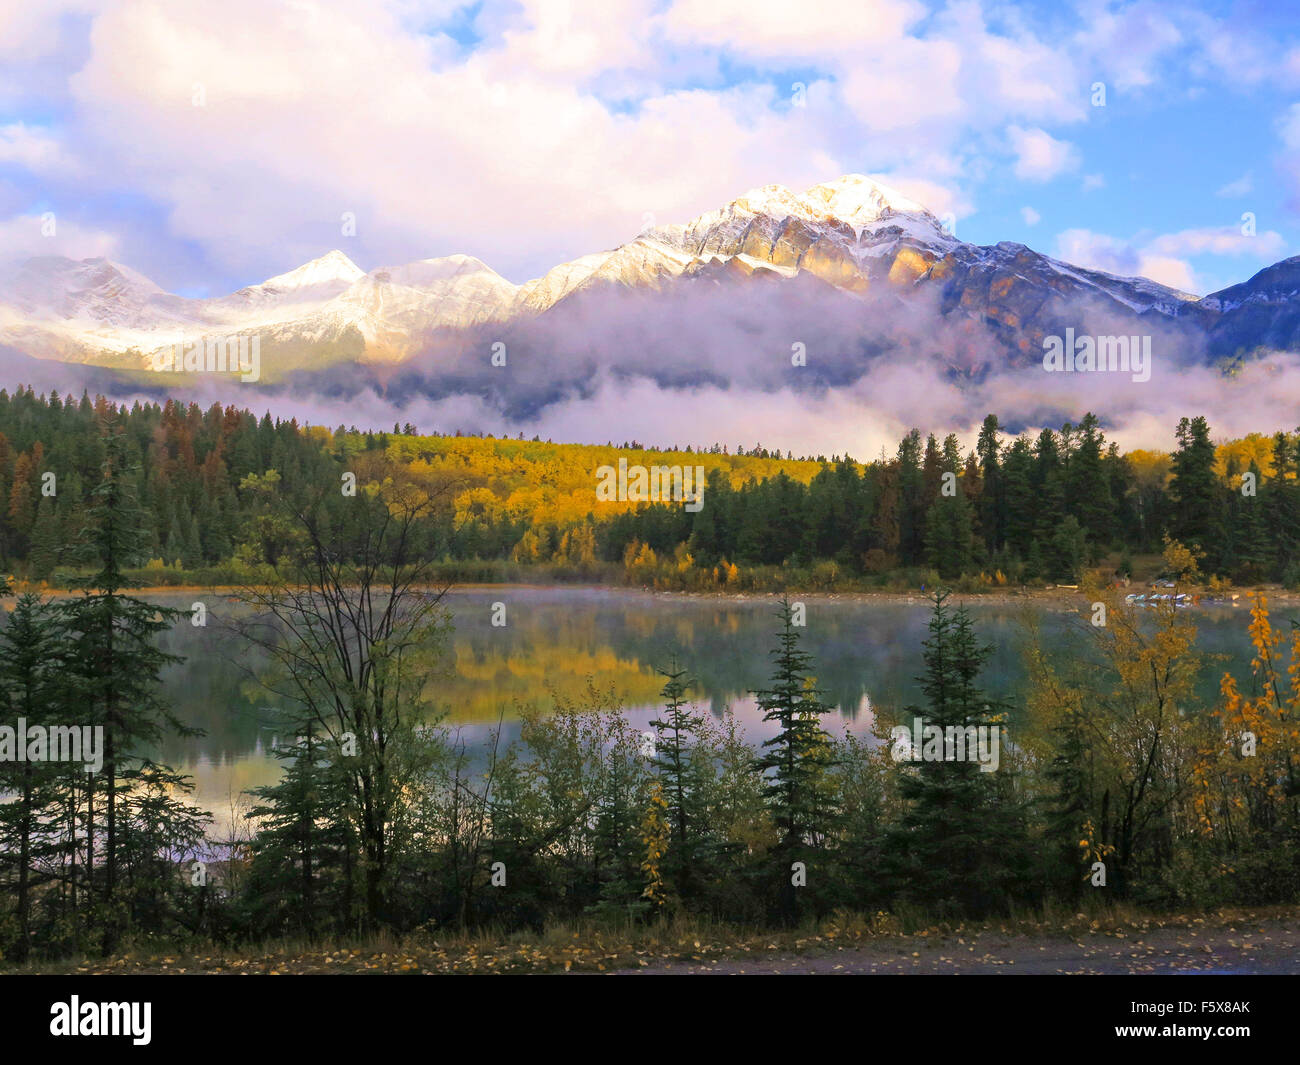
[0,174,1289,386]
[1178,256,1300,360]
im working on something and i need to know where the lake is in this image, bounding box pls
[141,586,1273,835]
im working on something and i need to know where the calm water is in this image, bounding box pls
[137,587,1272,834]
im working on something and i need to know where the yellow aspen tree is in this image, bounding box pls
[640,780,669,910]
[1198,593,1300,847]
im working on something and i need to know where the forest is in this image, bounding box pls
[0,396,1296,963]
[0,387,1293,592]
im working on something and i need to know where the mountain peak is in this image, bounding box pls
[804,174,931,220]
[15,254,165,294]
[259,250,365,291]
[372,254,509,288]
[689,174,942,249]
[729,174,932,225]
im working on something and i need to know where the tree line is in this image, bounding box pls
[605,413,1299,586]
[0,389,1294,590]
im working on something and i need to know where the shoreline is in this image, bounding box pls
[7,579,1296,609]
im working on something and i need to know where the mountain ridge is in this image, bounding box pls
[0,175,1292,383]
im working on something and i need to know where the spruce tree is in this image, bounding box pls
[57,422,197,953]
[1001,437,1036,562]
[245,719,352,937]
[753,598,836,921]
[975,414,1005,555]
[897,430,925,566]
[0,593,61,960]
[1066,413,1114,558]
[924,439,974,578]
[1170,416,1224,570]
[648,658,709,899]
[883,592,1027,917]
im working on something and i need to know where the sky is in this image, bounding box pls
[1,0,1298,299]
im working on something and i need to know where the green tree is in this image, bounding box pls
[0,593,61,960]
[1170,416,1224,570]
[1066,413,1114,557]
[883,592,1028,916]
[57,423,198,953]
[975,414,1005,554]
[648,658,709,899]
[753,598,836,921]
[245,718,354,937]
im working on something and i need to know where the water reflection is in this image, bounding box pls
[138,588,1264,831]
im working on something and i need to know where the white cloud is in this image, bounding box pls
[1073,4,1184,91]
[1007,125,1079,182]
[0,123,66,171]
[1020,206,1040,226]
[1054,222,1287,296]
[0,0,1292,293]
[1216,172,1253,198]
[661,0,924,58]
[0,213,119,268]
[1147,225,1285,260]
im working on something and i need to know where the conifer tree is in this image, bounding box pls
[753,598,836,920]
[1170,416,1224,570]
[883,591,1027,916]
[245,719,353,936]
[57,422,197,953]
[648,658,709,898]
[0,593,61,960]
[976,414,1005,554]
[1066,413,1114,557]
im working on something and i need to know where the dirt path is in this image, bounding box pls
[616,917,1300,974]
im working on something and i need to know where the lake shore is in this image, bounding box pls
[8,579,1298,609]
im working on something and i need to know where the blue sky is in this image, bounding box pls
[1,0,1297,297]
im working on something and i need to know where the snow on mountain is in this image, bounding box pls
[5,256,183,324]
[212,250,366,316]
[0,175,1293,379]
[261,248,365,290]
[334,256,519,360]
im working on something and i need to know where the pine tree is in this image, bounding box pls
[0,593,62,960]
[897,430,925,566]
[753,598,836,921]
[648,658,708,898]
[57,423,197,953]
[1001,437,1036,562]
[1031,428,1067,571]
[1170,416,1224,570]
[1066,413,1114,558]
[883,592,1028,917]
[1043,702,1094,900]
[181,511,203,570]
[1263,433,1300,581]
[975,414,1005,554]
[1228,459,1272,581]
[245,719,352,937]
[27,498,62,579]
[924,438,974,578]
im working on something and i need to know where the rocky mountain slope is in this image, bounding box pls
[0,175,1292,390]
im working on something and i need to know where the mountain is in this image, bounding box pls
[0,175,1293,395]
[1181,255,1300,361]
